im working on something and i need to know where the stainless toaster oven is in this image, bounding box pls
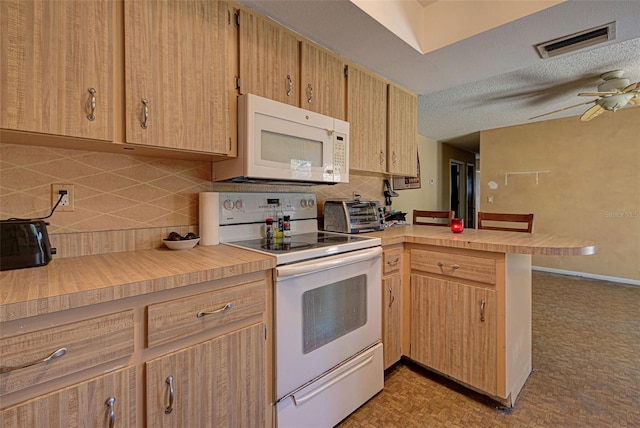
[323,200,385,233]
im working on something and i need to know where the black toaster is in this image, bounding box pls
[0,220,56,271]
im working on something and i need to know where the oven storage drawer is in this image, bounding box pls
[276,343,383,428]
[410,249,496,284]
[147,279,266,347]
[0,311,134,397]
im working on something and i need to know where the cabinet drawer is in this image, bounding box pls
[383,247,402,275]
[410,249,496,284]
[147,279,266,347]
[0,311,134,397]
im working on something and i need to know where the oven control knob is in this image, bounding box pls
[307,199,315,208]
[300,199,308,208]
[235,199,244,210]
[223,199,234,210]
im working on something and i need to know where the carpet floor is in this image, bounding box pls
[337,271,640,427]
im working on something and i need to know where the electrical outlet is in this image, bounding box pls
[52,184,75,212]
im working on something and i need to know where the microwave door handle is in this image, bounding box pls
[276,247,382,279]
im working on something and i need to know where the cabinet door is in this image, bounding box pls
[347,65,387,173]
[387,84,418,176]
[411,274,497,394]
[0,368,134,428]
[146,323,265,428]
[300,41,346,119]
[1,0,113,141]
[238,9,299,106]
[125,0,233,154]
[382,274,402,369]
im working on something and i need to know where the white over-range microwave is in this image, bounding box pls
[213,93,349,185]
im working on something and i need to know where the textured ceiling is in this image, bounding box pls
[238,0,640,152]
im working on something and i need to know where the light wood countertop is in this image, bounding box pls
[368,225,597,256]
[1,227,595,323]
[0,245,276,322]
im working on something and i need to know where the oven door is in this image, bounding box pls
[274,246,382,399]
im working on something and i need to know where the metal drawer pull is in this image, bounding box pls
[388,287,395,307]
[140,98,149,129]
[286,74,293,96]
[437,262,460,270]
[480,299,486,322]
[106,397,116,428]
[379,151,385,165]
[386,258,400,266]
[0,347,67,374]
[165,376,174,414]
[307,83,314,103]
[87,87,97,121]
[196,302,232,318]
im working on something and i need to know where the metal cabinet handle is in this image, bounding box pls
[379,151,385,165]
[165,375,174,414]
[140,98,149,129]
[386,257,399,266]
[388,287,395,307]
[87,88,97,121]
[0,347,67,374]
[437,262,460,270]
[307,83,314,103]
[106,397,116,428]
[392,151,397,165]
[480,299,486,322]
[286,75,293,96]
[197,302,232,318]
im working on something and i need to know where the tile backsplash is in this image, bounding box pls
[0,144,213,233]
[1,143,386,258]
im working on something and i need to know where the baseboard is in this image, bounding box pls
[532,266,640,286]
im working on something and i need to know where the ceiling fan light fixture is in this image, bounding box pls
[535,22,616,59]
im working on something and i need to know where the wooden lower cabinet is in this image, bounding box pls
[146,323,266,428]
[382,274,402,369]
[0,271,272,428]
[0,368,134,428]
[410,274,497,394]
[407,246,532,406]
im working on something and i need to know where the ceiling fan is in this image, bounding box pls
[529,70,640,122]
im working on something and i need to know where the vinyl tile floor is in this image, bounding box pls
[337,271,640,427]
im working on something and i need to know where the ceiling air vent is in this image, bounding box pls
[535,22,616,59]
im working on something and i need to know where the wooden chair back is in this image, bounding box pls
[477,212,534,233]
[413,210,454,227]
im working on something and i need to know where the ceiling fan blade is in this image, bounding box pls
[623,82,640,92]
[529,99,597,120]
[580,104,606,121]
[577,91,619,96]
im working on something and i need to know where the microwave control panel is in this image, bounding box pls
[333,133,347,174]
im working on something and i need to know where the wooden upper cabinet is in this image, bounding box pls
[124,0,233,155]
[300,41,346,119]
[0,0,114,141]
[238,9,299,106]
[387,84,418,176]
[347,65,387,173]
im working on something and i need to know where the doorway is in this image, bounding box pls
[466,163,475,228]
[449,160,464,219]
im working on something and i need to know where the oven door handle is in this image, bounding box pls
[276,247,382,279]
[291,353,375,406]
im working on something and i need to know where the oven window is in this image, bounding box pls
[302,275,367,354]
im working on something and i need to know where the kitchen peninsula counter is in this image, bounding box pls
[368,225,596,256]
[0,245,275,323]
[371,224,596,406]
